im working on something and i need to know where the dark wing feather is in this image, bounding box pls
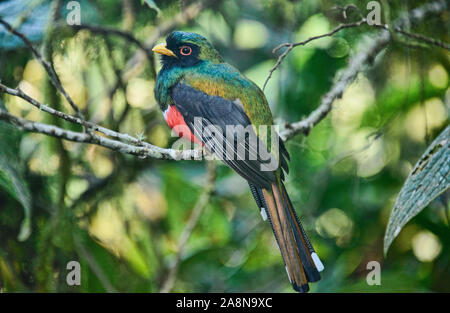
[171,83,282,189]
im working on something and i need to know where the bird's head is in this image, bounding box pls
[152,31,223,68]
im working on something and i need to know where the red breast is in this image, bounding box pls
[163,105,202,144]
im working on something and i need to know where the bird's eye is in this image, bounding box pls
[180,46,192,56]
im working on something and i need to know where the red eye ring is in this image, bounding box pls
[180,46,192,56]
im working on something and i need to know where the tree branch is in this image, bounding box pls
[373,23,450,50]
[0,1,447,162]
[278,0,448,140]
[0,83,147,147]
[0,109,201,160]
[263,1,449,91]
[279,32,390,140]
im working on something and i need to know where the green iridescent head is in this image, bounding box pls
[152,31,223,68]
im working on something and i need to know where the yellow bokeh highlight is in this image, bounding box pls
[85,145,114,178]
[112,90,126,119]
[412,231,442,262]
[120,109,145,138]
[5,59,46,121]
[89,202,124,255]
[90,97,111,122]
[52,36,88,110]
[89,201,152,277]
[388,58,415,88]
[126,78,155,109]
[351,130,385,177]
[316,208,353,245]
[148,124,169,148]
[295,14,331,49]
[403,97,447,142]
[346,128,399,178]
[233,19,269,50]
[29,150,61,176]
[22,59,46,85]
[66,178,89,202]
[428,64,448,89]
[5,81,41,121]
[54,54,88,109]
[332,75,375,136]
[128,183,167,221]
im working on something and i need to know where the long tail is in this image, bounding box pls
[249,181,324,292]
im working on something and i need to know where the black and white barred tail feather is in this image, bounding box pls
[249,181,323,292]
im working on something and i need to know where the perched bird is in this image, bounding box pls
[153,31,324,292]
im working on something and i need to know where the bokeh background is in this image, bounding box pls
[0,0,449,292]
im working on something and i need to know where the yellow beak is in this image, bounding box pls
[152,43,177,58]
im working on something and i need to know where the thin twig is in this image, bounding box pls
[68,23,154,61]
[159,161,217,293]
[374,23,450,50]
[263,19,368,91]
[0,17,83,119]
[263,1,449,90]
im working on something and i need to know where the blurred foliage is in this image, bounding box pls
[0,0,449,293]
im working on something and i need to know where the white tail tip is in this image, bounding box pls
[285,266,292,283]
[260,208,267,221]
[311,252,324,272]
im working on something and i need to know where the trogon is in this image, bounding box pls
[153,31,324,292]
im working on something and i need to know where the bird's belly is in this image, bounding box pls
[164,105,201,144]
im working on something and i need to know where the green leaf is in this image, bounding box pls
[384,125,450,255]
[141,0,161,16]
[0,122,32,241]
